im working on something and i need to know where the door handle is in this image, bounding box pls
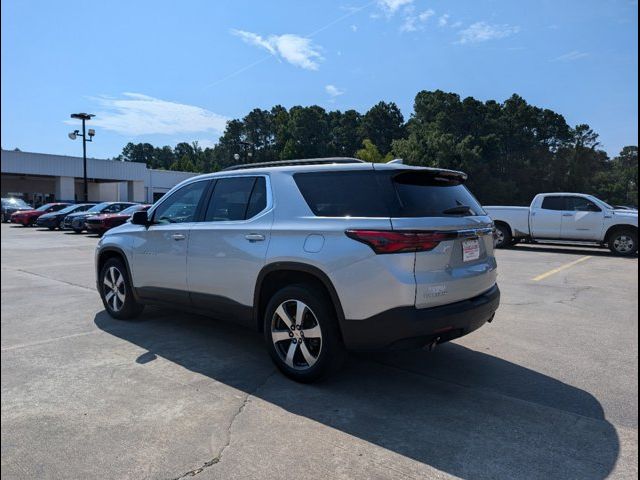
[245,233,265,242]
[562,213,573,217]
[171,233,186,241]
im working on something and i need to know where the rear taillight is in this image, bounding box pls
[345,230,456,254]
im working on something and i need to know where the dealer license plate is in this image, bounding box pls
[462,238,480,262]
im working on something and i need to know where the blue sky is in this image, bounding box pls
[1,0,637,158]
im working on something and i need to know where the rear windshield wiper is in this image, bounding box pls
[442,205,474,215]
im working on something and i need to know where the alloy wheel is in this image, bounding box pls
[613,235,635,254]
[103,266,126,312]
[271,300,323,370]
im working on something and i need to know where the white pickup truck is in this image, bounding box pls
[485,193,638,256]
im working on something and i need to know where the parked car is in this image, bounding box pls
[1,197,33,222]
[486,193,638,256]
[95,158,500,382]
[10,203,71,226]
[86,204,152,235]
[64,202,136,233]
[36,203,97,230]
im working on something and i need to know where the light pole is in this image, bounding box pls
[68,113,95,202]
[239,141,254,162]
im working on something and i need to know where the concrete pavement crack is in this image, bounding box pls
[13,267,94,292]
[169,369,278,480]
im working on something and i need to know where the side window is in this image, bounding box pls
[541,196,565,211]
[103,204,120,213]
[566,197,601,212]
[245,177,267,219]
[204,177,263,222]
[51,204,66,212]
[153,181,208,224]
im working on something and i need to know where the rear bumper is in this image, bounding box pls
[86,223,106,233]
[340,284,500,350]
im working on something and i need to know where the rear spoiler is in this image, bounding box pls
[374,163,468,183]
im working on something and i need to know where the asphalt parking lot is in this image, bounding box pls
[1,223,638,480]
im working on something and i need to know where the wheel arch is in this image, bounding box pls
[493,220,513,236]
[96,247,140,301]
[253,262,345,334]
[604,224,638,243]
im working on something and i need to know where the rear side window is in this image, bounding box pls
[204,176,267,221]
[293,171,391,217]
[294,170,484,218]
[541,196,565,211]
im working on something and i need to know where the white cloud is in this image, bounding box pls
[195,139,218,150]
[325,84,345,98]
[553,50,589,61]
[350,24,358,32]
[438,14,450,27]
[400,8,435,32]
[78,93,228,136]
[456,22,520,44]
[377,0,414,15]
[231,29,323,70]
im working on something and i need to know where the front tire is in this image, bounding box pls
[99,258,144,319]
[73,228,83,234]
[608,229,638,256]
[264,284,346,383]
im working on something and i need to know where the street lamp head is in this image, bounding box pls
[87,128,96,137]
[68,131,78,140]
[233,153,240,161]
[70,113,95,120]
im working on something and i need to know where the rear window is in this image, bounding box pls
[541,196,565,211]
[391,171,484,217]
[294,170,484,218]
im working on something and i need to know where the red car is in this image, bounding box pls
[10,203,71,226]
[85,204,152,235]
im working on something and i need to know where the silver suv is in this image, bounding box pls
[95,158,500,382]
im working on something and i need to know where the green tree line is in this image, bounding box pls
[113,90,638,206]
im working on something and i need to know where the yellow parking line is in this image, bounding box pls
[532,256,593,281]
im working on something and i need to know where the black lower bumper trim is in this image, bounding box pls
[341,285,500,350]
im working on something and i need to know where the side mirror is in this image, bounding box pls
[131,210,150,226]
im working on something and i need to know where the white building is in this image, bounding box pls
[1,149,197,205]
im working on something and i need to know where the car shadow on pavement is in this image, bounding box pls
[94,309,619,480]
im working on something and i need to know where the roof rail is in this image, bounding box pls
[221,157,365,171]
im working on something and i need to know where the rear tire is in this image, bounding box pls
[608,229,638,256]
[494,223,512,249]
[48,227,55,231]
[73,228,83,234]
[264,284,346,383]
[99,258,144,319]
